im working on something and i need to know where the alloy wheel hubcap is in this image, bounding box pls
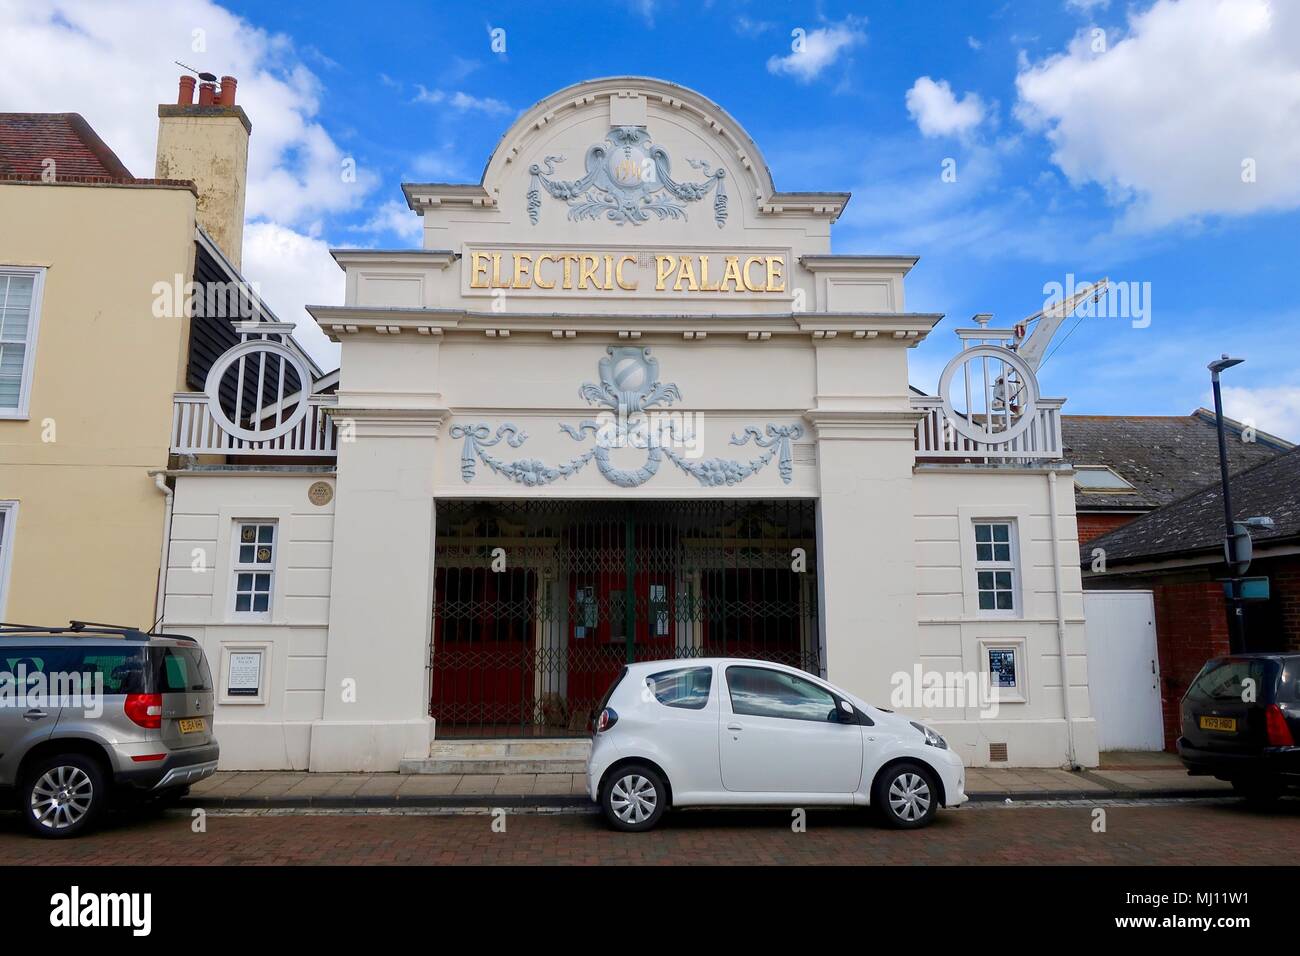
[31,766,94,830]
[610,774,658,824]
[888,772,932,822]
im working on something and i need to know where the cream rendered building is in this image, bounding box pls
[0,78,312,634]
[159,77,1098,771]
[0,115,198,628]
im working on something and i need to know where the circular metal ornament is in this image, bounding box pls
[937,344,1040,445]
[203,339,313,443]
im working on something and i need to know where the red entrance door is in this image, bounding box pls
[431,566,536,731]
[566,534,677,723]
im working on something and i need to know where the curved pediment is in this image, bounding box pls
[403,76,847,238]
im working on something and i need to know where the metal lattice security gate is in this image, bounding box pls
[430,499,820,736]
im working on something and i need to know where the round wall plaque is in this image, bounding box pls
[307,480,334,507]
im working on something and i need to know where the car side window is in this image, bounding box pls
[0,647,52,690]
[646,666,712,710]
[726,666,839,723]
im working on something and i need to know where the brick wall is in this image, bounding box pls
[1269,555,1300,653]
[1078,512,1137,546]
[1152,582,1230,750]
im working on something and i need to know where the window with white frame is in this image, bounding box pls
[973,520,1017,614]
[0,269,45,417]
[232,521,276,617]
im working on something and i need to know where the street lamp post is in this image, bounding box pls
[1209,354,1245,652]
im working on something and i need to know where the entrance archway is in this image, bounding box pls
[430,499,820,737]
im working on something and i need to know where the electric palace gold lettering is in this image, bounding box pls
[468,251,786,294]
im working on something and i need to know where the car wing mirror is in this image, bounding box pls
[836,699,856,722]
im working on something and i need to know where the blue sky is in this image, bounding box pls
[5,0,1298,435]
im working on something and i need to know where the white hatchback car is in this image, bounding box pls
[588,658,966,831]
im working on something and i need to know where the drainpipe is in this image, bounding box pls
[1047,469,1080,770]
[149,471,174,632]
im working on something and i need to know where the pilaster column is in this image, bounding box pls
[310,404,449,772]
[806,405,925,707]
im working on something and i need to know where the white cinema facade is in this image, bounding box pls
[160,77,1098,772]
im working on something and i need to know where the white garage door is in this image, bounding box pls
[1083,590,1164,751]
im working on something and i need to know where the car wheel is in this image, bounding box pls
[20,754,106,839]
[1232,779,1282,807]
[873,762,940,829]
[600,764,668,832]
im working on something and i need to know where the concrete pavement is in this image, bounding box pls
[182,750,1233,808]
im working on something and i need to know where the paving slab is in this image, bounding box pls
[1089,769,1232,793]
[355,775,404,797]
[398,775,463,796]
[454,775,500,796]
[493,774,537,794]
[533,774,580,795]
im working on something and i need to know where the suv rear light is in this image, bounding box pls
[125,693,163,729]
[595,707,619,733]
[1265,704,1295,747]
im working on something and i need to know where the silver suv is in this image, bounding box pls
[0,622,218,838]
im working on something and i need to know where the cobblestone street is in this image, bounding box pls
[1,798,1294,866]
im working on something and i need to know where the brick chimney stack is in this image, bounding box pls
[156,72,252,269]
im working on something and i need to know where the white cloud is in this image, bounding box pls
[0,0,371,369]
[352,199,422,243]
[1221,384,1300,441]
[905,77,987,138]
[766,20,866,83]
[1015,0,1300,227]
[967,36,983,50]
[0,0,377,228]
[242,223,342,370]
[413,85,511,115]
[1066,0,1111,11]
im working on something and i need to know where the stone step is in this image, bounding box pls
[399,757,589,775]
[401,737,593,775]
[427,738,592,760]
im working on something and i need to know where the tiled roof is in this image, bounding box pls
[0,112,134,180]
[1084,444,1300,566]
[1061,411,1291,511]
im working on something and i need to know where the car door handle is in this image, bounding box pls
[726,723,743,731]
[23,709,48,721]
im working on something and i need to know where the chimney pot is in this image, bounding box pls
[218,76,238,106]
[197,81,216,106]
[177,75,196,105]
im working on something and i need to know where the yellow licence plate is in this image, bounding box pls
[178,718,206,734]
[1199,716,1237,732]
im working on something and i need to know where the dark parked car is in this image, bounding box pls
[1178,653,1299,803]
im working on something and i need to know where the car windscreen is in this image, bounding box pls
[153,646,214,693]
[1186,658,1279,704]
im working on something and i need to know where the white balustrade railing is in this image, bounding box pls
[171,392,338,457]
[913,395,1064,460]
